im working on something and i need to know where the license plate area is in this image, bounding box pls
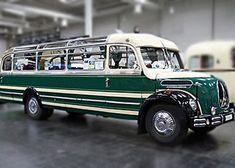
[225,114,233,122]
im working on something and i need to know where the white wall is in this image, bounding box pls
[215,0,235,39]
[60,24,84,39]
[61,0,235,52]
[0,38,7,54]
[120,9,160,35]
[160,0,213,51]
[93,14,119,36]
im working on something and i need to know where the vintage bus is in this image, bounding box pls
[186,41,235,104]
[0,34,234,144]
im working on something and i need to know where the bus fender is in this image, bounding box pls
[23,87,41,105]
[138,90,195,134]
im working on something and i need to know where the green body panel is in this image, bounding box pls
[0,73,224,119]
[0,74,155,119]
[155,77,221,114]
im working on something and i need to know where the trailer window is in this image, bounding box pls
[201,55,214,68]
[109,46,136,69]
[190,56,200,69]
[2,56,12,71]
[190,55,213,69]
[68,45,105,70]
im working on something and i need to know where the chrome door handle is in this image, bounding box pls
[105,78,110,88]
[0,76,3,83]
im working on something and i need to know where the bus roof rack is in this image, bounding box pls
[12,36,108,53]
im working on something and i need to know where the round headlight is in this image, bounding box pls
[189,99,197,111]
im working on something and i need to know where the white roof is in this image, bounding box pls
[2,33,179,57]
[185,40,235,69]
[186,40,235,57]
[107,33,179,51]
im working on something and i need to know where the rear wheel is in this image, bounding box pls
[191,126,216,134]
[145,104,188,145]
[25,95,53,120]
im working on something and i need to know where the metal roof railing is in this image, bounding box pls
[12,36,108,54]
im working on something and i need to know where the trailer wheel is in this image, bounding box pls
[25,95,53,120]
[145,104,188,145]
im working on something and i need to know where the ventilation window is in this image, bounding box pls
[2,56,12,71]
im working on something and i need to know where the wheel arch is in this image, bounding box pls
[23,87,41,105]
[138,90,195,134]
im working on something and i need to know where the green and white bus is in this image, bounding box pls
[0,33,234,144]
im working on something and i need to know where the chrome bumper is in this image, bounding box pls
[192,109,235,128]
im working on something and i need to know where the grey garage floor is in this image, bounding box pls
[0,103,235,168]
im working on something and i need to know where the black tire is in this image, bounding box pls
[25,95,53,120]
[145,104,188,145]
[191,126,216,134]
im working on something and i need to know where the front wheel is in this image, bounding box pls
[25,95,53,120]
[145,104,188,145]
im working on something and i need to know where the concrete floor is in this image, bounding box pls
[0,104,235,168]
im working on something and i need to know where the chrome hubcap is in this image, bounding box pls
[28,98,38,114]
[153,110,176,136]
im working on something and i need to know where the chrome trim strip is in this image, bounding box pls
[106,100,140,105]
[194,118,206,122]
[81,98,105,103]
[0,90,22,95]
[40,95,141,106]
[217,81,229,109]
[0,95,21,102]
[0,85,151,99]
[0,86,25,91]
[193,123,206,127]
[211,116,221,121]
[160,79,193,88]
[41,95,77,101]
[42,101,138,116]
[211,121,221,125]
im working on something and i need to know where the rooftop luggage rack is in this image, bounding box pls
[12,35,107,53]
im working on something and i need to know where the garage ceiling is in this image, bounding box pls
[0,0,163,35]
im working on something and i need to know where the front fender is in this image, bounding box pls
[138,90,196,133]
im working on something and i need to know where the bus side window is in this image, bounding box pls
[38,50,66,71]
[68,45,105,70]
[109,46,136,69]
[2,56,12,71]
[231,48,235,68]
[13,52,36,71]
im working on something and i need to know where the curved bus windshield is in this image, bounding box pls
[140,47,183,69]
[140,47,168,69]
[166,50,184,69]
